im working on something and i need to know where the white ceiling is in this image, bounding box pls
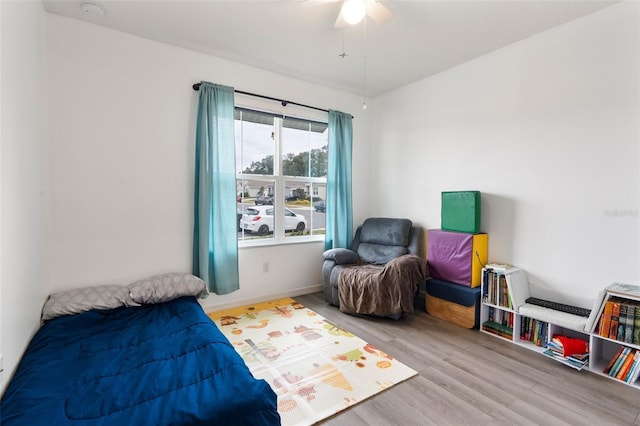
[42,0,617,97]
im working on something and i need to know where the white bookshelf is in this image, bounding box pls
[480,268,640,388]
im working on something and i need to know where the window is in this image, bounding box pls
[235,108,327,243]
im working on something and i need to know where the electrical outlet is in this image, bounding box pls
[262,262,270,273]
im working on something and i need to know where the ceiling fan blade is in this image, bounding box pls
[366,0,394,24]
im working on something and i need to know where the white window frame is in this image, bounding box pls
[236,107,327,248]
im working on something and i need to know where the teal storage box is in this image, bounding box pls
[441,191,481,233]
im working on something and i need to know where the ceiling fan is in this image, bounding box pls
[302,0,394,28]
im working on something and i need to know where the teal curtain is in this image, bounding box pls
[193,82,239,294]
[325,110,353,250]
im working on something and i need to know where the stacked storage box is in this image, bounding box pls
[426,191,485,328]
[426,278,481,329]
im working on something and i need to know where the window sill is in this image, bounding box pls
[238,235,324,249]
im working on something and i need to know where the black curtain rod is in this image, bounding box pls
[192,82,352,118]
[193,82,327,113]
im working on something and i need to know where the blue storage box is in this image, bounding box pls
[425,278,481,328]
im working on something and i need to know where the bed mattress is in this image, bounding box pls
[1,296,280,425]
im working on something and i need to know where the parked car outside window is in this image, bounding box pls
[254,195,274,205]
[314,200,325,212]
[240,205,307,235]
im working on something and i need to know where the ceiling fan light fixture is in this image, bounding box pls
[341,0,366,25]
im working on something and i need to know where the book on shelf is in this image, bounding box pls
[609,347,631,378]
[616,350,637,380]
[502,275,512,309]
[609,300,621,340]
[482,269,489,302]
[599,299,614,337]
[634,305,640,345]
[520,316,528,340]
[609,302,629,342]
[506,311,514,328]
[605,283,640,299]
[485,262,513,273]
[541,323,549,347]
[623,352,639,382]
[542,348,588,370]
[567,352,589,363]
[625,352,640,384]
[603,346,624,375]
[482,320,513,339]
[484,270,493,305]
[525,317,533,341]
[624,303,636,344]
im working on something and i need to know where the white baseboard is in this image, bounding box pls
[199,284,323,313]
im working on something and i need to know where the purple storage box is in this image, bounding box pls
[427,229,487,287]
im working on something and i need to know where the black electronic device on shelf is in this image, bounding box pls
[525,297,591,317]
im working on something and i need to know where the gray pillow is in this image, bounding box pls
[41,285,136,321]
[128,273,208,304]
[357,243,408,265]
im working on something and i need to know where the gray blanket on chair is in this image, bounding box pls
[338,254,428,318]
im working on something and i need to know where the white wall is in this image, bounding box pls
[371,2,639,308]
[45,14,370,312]
[0,0,50,393]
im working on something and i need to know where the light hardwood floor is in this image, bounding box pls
[293,292,640,426]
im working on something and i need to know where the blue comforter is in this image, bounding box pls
[1,297,280,425]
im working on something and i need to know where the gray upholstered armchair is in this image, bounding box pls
[322,218,427,319]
